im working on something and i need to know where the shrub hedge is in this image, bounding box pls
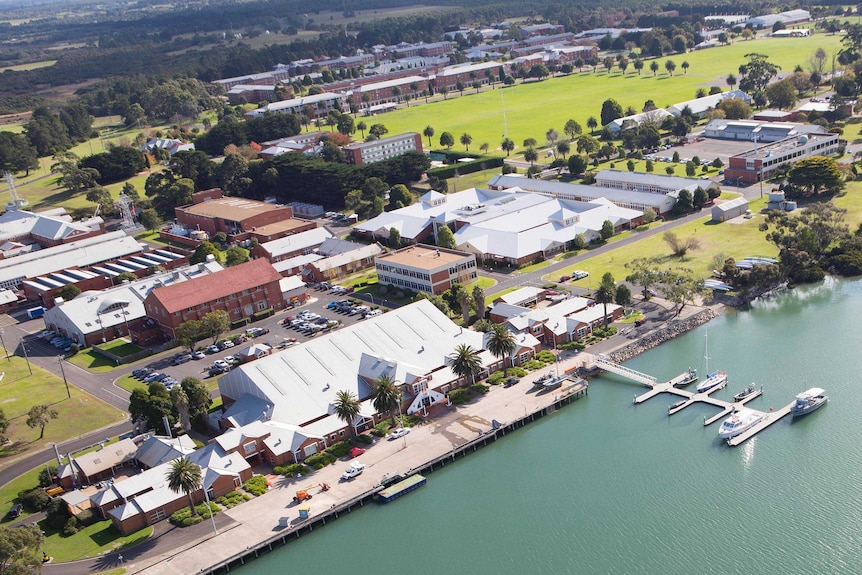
[325,441,352,458]
[215,490,251,508]
[305,451,336,469]
[449,388,470,405]
[243,475,269,496]
[273,463,309,477]
[427,156,503,180]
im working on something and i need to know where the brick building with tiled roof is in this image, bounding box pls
[143,259,285,339]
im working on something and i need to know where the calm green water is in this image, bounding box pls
[238,277,862,575]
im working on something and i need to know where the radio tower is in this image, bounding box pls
[4,171,27,212]
[115,192,139,232]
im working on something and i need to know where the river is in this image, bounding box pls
[233,277,862,574]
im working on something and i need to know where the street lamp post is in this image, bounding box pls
[393,381,407,448]
[202,488,218,537]
[21,339,31,376]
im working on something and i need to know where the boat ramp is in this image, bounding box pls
[592,358,794,446]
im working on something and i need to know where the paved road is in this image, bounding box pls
[482,206,717,295]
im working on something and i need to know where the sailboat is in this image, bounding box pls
[696,330,727,393]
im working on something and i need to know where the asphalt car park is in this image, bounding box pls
[130,288,381,383]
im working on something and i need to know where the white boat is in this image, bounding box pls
[696,330,727,393]
[791,387,827,416]
[733,383,757,402]
[696,370,728,393]
[718,408,765,439]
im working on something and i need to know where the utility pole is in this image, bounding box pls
[58,357,70,399]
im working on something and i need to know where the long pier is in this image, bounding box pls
[200,379,589,575]
[593,358,794,447]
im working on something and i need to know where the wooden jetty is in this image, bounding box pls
[593,358,790,447]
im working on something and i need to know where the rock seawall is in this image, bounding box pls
[607,308,721,364]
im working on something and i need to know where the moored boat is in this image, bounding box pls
[673,368,698,387]
[718,408,765,439]
[733,383,757,402]
[696,370,728,394]
[668,399,687,412]
[695,330,727,394]
[791,387,827,416]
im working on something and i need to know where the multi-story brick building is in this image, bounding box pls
[174,189,297,239]
[343,132,423,166]
[143,259,285,340]
[375,244,477,295]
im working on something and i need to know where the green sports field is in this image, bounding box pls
[372,34,845,154]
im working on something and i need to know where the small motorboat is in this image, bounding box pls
[668,399,687,412]
[696,370,728,394]
[733,383,757,402]
[543,376,563,390]
[718,408,765,439]
[791,387,827,416]
[673,368,698,387]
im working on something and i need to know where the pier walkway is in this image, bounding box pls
[593,359,793,447]
[594,356,657,387]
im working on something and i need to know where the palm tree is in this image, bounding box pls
[633,58,644,75]
[357,120,367,139]
[372,374,402,425]
[487,324,516,376]
[168,457,202,516]
[681,60,689,74]
[595,272,616,329]
[650,61,659,76]
[456,289,472,322]
[447,343,482,385]
[472,285,486,320]
[333,390,361,437]
[501,137,515,156]
[523,147,538,165]
[586,116,598,134]
[664,60,676,76]
[460,132,473,151]
[423,125,435,147]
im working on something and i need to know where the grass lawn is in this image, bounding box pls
[0,60,56,72]
[370,34,844,155]
[66,350,120,373]
[0,466,44,522]
[41,519,153,562]
[553,196,777,286]
[99,339,144,357]
[471,275,496,290]
[514,259,552,274]
[0,356,125,460]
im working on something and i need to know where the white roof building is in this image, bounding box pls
[0,231,144,290]
[667,90,752,118]
[595,170,719,195]
[42,260,224,346]
[487,174,678,215]
[218,299,496,433]
[355,187,642,262]
[259,227,334,261]
[606,109,673,133]
[245,92,346,119]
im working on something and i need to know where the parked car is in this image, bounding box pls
[503,377,521,388]
[571,270,589,280]
[220,340,235,350]
[213,360,230,370]
[143,372,163,383]
[389,428,410,440]
[341,461,366,480]
[223,355,239,366]
[559,275,571,282]
[6,503,23,519]
[172,354,192,365]
[209,365,229,376]
[192,351,206,360]
[132,368,152,379]
[206,345,220,354]
[364,309,382,318]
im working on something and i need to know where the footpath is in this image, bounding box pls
[102,298,719,575]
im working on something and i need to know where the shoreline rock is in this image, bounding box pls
[605,308,721,364]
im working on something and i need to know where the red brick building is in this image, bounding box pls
[174,189,295,238]
[143,259,285,340]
